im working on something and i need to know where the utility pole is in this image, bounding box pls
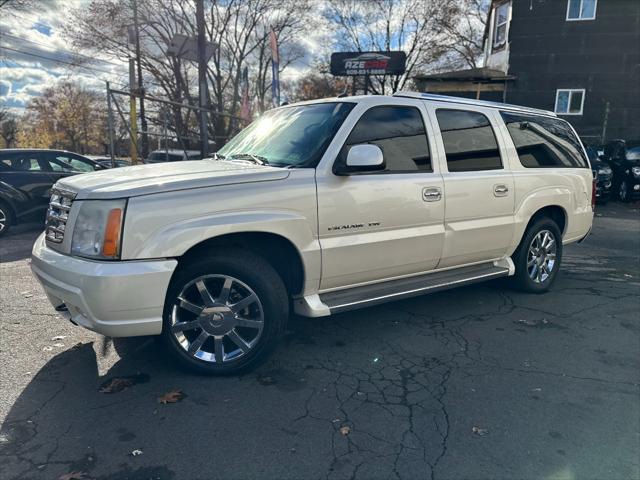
[129,58,138,164]
[195,0,209,157]
[106,82,116,168]
[131,0,148,159]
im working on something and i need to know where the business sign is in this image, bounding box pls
[330,51,406,76]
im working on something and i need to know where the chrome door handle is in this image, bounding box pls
[494,184,509,197]
[422,187,442,202]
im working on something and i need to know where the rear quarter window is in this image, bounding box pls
[500,112,588,168]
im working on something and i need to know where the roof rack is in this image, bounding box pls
[392,91,556,117]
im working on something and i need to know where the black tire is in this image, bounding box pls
[0,201,14,238]
[161,249,288,375]
[510,217,563,293]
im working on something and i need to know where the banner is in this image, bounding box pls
[269,28,280,107]
[240,66,252,123]
[330,51,406,76]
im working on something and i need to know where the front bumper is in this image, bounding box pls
[31,233,177,337]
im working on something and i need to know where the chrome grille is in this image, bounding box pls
[45,187,76,244]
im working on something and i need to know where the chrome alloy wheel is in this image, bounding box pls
[170,274,264,363]
[527,229,557,284]
[0,208,6,233]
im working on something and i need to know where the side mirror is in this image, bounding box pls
[336,144,385,175]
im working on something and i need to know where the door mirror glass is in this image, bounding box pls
[345,144,384,170]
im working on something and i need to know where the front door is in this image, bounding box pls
[428,106,515,268]
[316,103,445,291]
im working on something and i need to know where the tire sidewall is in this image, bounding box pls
[161,251,288,375]
[513,219,563,293]
[0,201,13,238]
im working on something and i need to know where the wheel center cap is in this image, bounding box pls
[200,305,233,334]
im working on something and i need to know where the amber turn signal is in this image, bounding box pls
[102,208,123,257]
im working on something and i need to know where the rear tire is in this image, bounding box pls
[0,201,13,238]
[161,249,288,375]
[510,218,563,293]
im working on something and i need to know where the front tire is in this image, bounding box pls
[511,218,563,293]
[0,201,13,238]
[161,249,288,375]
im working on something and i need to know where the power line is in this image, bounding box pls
[0,31,125,68]
[0,44,122,76]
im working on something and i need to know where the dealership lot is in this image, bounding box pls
[1,204,638,480]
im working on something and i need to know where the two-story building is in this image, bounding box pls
[414,0,640,145]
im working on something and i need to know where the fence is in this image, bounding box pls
[105,82,250,166]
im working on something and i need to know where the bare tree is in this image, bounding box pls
[438,0,488,70]
[323,0,460,94]
[64,0,312,148]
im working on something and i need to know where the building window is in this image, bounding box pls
[554,89,585,115]
[566,0,597,21]
[492,2,509,51]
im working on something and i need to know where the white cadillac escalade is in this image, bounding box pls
[31,92,594,374]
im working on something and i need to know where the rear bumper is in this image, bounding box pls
[30,233,177,337]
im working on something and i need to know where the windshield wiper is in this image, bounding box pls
[229,153,269,165]
[211,152,226,160]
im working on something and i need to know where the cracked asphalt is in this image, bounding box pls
[1,203,639,480]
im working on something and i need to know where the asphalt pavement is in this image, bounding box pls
[1,203,639,480]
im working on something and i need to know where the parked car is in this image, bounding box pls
[0,149,104,237]
[602,139,640,202]
[90,157,132,168]
[31,93,594,374]
[145,149,202,163]
[586,146,613,203]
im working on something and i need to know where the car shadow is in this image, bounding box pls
[0,224,42,263]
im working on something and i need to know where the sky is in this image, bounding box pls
[0,0,134,113]
[0,0,324,114]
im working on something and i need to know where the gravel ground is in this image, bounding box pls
[0,203,639,480]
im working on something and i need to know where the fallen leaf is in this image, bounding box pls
[98,373,149,393]
[58,472,86,480]
[130,449,143,456]
[158,389,186,404]
[52,335,66,341]
[472,426,489,436]
[339,426,351,436]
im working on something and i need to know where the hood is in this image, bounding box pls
[56,160,290,200]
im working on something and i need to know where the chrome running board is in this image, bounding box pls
[299,261,511,316]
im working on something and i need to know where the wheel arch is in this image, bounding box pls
[177,231,306,297]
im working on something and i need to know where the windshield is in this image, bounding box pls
[217,102,355,167]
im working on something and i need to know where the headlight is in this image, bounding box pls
[632,166,640,178]
[598,166,612,176]
[71,199,126,259]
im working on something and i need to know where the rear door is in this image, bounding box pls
[427,105,515,268]
[0,151,54,223]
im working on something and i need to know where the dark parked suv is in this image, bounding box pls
[602,140,640,202]
[0,149,103,237]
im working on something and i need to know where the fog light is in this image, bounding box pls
[634,184,640,191]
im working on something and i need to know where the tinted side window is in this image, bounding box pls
[500,112,588,168]
[435,109,502,172]
[0,152,45,171]
[338,106,431,173]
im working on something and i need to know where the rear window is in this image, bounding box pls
[500,112,588,168]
